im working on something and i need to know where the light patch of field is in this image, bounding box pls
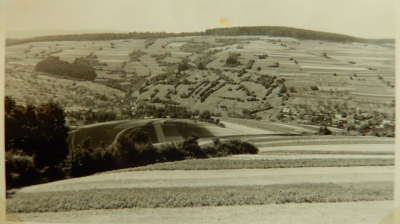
[220,121,278,135]
[220,154,393,160]
[254,140,394,148]
[258,144,395,153]
[17,166,393,193]
[9,201,392,224]
[259,150,393,156]
[220,117,317,134]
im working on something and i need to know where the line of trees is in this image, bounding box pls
[205,26,365,43]
[6,27,394,47]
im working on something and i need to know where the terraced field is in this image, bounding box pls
[8,122,394,223]
[6,35,395,123]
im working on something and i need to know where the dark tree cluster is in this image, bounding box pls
[5,96,70,188]
[35,56,97,81]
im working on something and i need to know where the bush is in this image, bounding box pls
[318,126,332,135]
[112,128,156,168]
[158,143,188,161]
[178,58,190,72]
[217,140,258,155]
[182,136,207,158]
[67,147,113,177]
[6,150,40,188]
[225,53,241,67]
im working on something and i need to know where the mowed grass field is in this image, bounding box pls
[8,119,395,223]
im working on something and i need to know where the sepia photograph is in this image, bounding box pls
[2,0,397,223]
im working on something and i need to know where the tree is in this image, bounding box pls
[200,110,212,120]
[33,102,70,168]
[5,97,69,168]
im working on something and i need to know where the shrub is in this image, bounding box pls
[182,136,207,158]
[225,53,241,67]
[217,140,259,155]
[6,150,40,188]
[112,128,155,168]
[158,143,188,161]
[318,126,332,135]
[178,58,190,72]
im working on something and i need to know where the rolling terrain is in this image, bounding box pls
[5,28,395,129]
[5,27,395,223]
[7,121,394,223]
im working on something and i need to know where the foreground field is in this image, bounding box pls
[9,201,393,224]
[7,134,394,223]
[8,182,392,213]
[14,166,393,193]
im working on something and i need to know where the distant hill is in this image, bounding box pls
[205,26,394,44]
[6,26,394,46]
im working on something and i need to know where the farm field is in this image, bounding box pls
[8,133,395,223]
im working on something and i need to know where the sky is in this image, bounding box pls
[5,0,396,39]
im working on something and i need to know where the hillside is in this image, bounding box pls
[6,26,394,47]
[5,30,395,134]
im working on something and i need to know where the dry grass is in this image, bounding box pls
[7,182,392,213]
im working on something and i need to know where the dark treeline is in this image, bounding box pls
[206,26,363,43]
[6,26,394,46]
[6,31,204,46]
[205,26,394,44]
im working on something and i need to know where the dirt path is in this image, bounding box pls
[9,201,393,224]
[18,166,393,193]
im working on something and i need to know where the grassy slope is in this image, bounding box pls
[7,182,393,213]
